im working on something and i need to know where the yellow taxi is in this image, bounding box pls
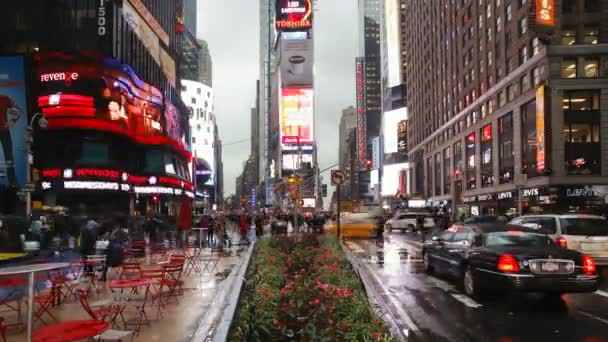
[324,212,379,239]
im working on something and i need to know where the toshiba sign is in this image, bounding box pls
[275,0,313,31]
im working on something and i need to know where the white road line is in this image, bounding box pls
[595,290,608,299]
[450,293,483,308]
[578,310,608,325]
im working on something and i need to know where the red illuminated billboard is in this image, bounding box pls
[275,0,313,31]
[280,87,313,145]
[36,53,188,158]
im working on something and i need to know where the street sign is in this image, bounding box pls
[23,183,35,192]
[331,170,346,186]
[240,195,249,205]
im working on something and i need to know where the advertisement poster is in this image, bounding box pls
[280,88,313,145]
[164,100,184,145]
[355,58,366,169]
[398,120,408,154]
[536,85,545,171]
[383,108,408,154]
[279,38,313,87]
[0,56,27,187]
[275,0,313,31]
[37,55,164,138]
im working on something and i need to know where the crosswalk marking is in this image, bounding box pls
[451,293,483,308]
[595,290,608,299]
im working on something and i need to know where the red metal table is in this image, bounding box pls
[31,319,110,342]
[108,279,153,333]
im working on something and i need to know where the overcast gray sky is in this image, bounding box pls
[198,0,358,198]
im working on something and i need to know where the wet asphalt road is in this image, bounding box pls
[344,232,608,342]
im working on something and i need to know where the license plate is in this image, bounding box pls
[582,243,605,251]
[541,262,559,272]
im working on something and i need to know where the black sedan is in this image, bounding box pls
[422,224,599,298]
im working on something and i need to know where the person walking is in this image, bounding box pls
[79,217,99,274]
[239,211,249,243]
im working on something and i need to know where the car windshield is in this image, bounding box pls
[485,231,555,247]
[560,217,608,236]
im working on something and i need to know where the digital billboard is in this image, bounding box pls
[383,107,408,154]
[280,88,313,145]
[279,38,313,87]
[536,85,546,171]
[355,58,366,169]
[381,163,409,197]
[275,0,313,31]
[385,0,402,87]
[398,120,407,154]
[282,153,313,170]
[0,56,28,187]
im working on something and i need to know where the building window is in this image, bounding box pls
[561,27,576,45]
[562,90,600,111]
[499,113,514,183]
[444,147,452,194]
[454,141,463,176]
[435,153,442,196]
[487,50,493,65]
[197,88,201,94]
[562,0,575,13]
[506,4,512,21]
[533,66,541,85]
[487,4,492,18]
[181,85,187,91]
[585,0,601,12]
[519,46,528,65]
[487,27,493,42]
[191,97,196,104]
[519,0,527,8]
[481,104,487,118]
[521,100,541,177]
[192,137,196,143]
[466,133,477,190]
[507,84,516,101]
[563,90,601,175]
[521,73,531,92]
[496,16,502,32]
[499,91,507,107]
[481,125,493,187]
[584,58,599,78]
[531,37,540,55]
[583,26,599,44]
[561,59,577,78]
[518,17,527,36]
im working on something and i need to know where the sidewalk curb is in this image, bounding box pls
[190,241,256,342]
[340,241,416,342]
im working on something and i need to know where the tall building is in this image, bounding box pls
[183,0,197,34]
[356,0,383,201]
[198,39,213,87]
[403,0,608,217]
[180,28,202,81]
[339,106,357,171]
[181,80,217,208]
[0,0,193,215]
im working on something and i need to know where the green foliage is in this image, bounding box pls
[228,235,396,342]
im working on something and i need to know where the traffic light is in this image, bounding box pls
[152,195,160,203]
[364,160,372,171]
[322,184,328,197]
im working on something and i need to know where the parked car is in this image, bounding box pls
[422,223,599,299]
[386,212,435,232]
[509,214,608,265]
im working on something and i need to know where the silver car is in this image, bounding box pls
[509,214,608,265]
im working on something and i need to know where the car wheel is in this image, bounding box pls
[423,252,433,274]
[463,266,483,299]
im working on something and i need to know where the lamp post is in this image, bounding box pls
[25,113,46,218]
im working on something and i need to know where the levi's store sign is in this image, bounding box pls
[276,0,313,31]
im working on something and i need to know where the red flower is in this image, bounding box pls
[308,299,321,306]
[282,273,289,279]
[342,324,349,331]
[372,332,381,340]
[327,318,334,324]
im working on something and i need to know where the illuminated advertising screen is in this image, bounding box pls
[275,0,313,31]
[280,88,313,145]
[282,153,313,170]
[36,53,188,158]
[536,85,546,171]
[385,0,402,87]
[382,163,409,197]
[279,38,313,87]
[383,108,408,154]
[535,0,555,27]
[398,120,407,154]
[0,56,28,187]
[355,58,366,169]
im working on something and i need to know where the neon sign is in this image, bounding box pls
[535,0,554,27]
[40,72,79,85]
[276,0,313,31]
[64,181,119,190]
[75,168,120,179]
[42,169,61,178]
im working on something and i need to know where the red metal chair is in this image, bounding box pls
[139,269,166,319]
[34,287,58,326]
[119,262,142,279]
[160,264,183,304]
[77,289,122,328]
[0,316,7,342]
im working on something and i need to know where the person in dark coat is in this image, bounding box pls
[101,231,124,281]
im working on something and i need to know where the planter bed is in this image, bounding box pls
[229,234,395,341]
